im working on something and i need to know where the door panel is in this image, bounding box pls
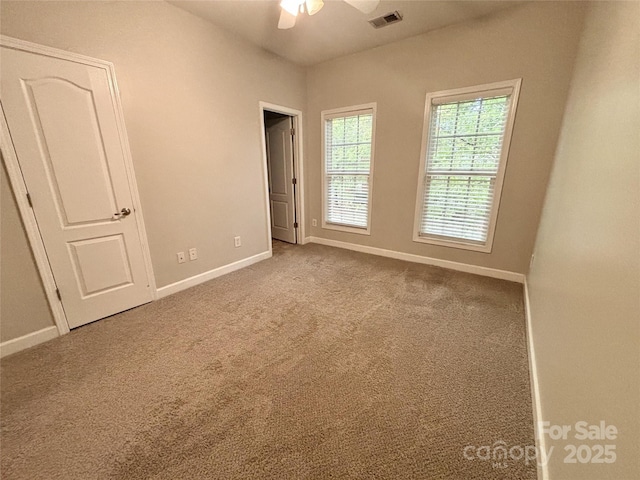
[68,235,133,297]
[1,45,152,329]
[270,200,289,230]
[268,133,288,196]
[24,77,118,225]
[265,116,296,243]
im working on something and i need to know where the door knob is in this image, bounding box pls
[114,207,131,218]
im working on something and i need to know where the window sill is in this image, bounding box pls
[412,234,493,253]
[323,222,371,236]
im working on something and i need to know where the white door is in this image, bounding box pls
[1,45,153,329]
[265,116,296,243]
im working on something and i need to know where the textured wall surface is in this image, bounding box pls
[306,2,586,274]
[1,163,55,342]
[528,2,640,478]
[0,0,307,290]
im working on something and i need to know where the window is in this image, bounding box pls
[322,104,376,234]
[413,80,521,252]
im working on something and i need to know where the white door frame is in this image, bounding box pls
[0,35,157,336]
[259,102,306,249]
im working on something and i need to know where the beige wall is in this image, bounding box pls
[1,161,56,342]
[527,2,640,478]
[0,0,306,291]
[305,2,586,274]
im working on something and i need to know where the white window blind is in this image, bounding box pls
[323,107,375,231]
[415,83,519,250]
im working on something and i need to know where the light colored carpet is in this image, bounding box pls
[1,241,536,479]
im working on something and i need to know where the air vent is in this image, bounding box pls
[369,11,403,29]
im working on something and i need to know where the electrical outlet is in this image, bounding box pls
[312,218,317,227]
[189,247,198,261]
[177,252,186,264]
[234,236,241,248]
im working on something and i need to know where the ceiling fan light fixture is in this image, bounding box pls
[278,0,375,30]
[280,0,301,17]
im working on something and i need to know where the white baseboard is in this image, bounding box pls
[156,250,272,299]
[523,278,548,480]
[0,326,59,358]
[306,236,525,283]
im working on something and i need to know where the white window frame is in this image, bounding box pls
[321,103,377,235]
[413,79,521,253]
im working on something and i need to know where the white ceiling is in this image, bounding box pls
[168,0,518,66]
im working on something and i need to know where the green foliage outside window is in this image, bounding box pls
[422,96,509,242]
[326,113,373,228]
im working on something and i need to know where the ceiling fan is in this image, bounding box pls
[278,0,380,29]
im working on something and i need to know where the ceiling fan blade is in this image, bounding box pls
[343,0,380,14]
[306,0,324,16]
[278,9,298,29]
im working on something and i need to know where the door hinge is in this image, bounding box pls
[26,192,33,208]
[56,288,62,301]
[292,178,297,185]
[294,222,299,228]
[290,128,295,136]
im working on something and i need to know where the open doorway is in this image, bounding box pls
[259,103,305,246]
